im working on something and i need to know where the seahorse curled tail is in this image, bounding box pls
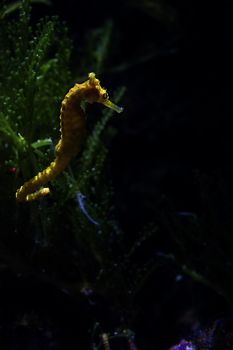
[16,156,70,202]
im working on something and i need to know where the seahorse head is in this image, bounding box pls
[84,72,123,113]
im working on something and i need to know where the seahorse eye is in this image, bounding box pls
[103,92,108,100]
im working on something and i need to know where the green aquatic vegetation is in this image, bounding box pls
[0,2,162,346]
[79,20,113,76]
[0,0,51,19]
[0,0,127,283]
[0,0,71,171]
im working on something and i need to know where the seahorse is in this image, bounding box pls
[16,72,123,202]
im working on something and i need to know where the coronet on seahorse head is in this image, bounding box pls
[83,72,123,114]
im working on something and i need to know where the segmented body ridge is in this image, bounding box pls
[55,84,87,159]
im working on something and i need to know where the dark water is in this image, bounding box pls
[0,0,231,349]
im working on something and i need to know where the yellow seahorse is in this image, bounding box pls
[16,72,123,202]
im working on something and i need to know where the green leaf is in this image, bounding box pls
[31,137,53,149]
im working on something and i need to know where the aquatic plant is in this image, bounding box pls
[0,1,147,346]
[0,0,71,184]
[169,339,195,350]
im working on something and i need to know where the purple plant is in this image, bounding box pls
[169,339,196,350]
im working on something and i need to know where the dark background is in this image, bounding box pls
[0,0,231,349]
[37,0,227,231]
